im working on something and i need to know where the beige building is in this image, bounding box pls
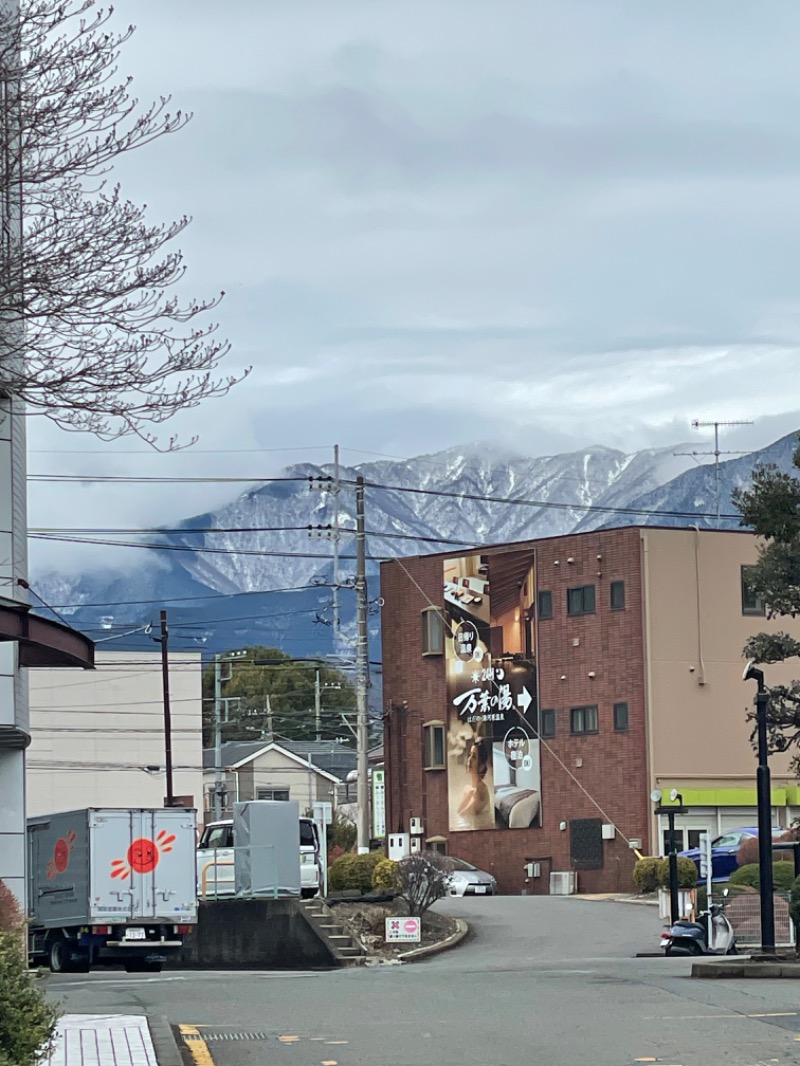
[203,740,355,824]
[27,649,203,816]
[644,527,800,852]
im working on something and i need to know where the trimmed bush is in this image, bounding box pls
[632,857,661,894]
[371,858,399,891]
[729,860,795,893]
[656,856,698,890]
[328,851,383,893]
[0,929,58,1066]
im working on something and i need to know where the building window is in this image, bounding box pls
[613,702,629,732]
[567,585,596,616]
[257,788,290,801]
[537,590,553,620]
[540,708,556,738]
[570,705,599,735]
[423,722,446,770]
[741,565,765,616]
[610,580,625,610]
[422,607,445,655]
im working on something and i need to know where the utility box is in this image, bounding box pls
[549,871,577,895]
[233,801,301,898]
[388,833,410,861]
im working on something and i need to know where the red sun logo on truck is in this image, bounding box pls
[47,830,76,880]
[110,830,176,880]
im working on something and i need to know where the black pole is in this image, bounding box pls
[160,609,175,807]
[755,685,775,954]
[667,810,679,925]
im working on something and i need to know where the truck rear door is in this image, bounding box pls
[90,809,197,923]
[148,808,197,922]
[89,809,136,922]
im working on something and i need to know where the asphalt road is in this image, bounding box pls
[48,896,800,1066]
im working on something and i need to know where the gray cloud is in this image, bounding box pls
[28,0,800,569]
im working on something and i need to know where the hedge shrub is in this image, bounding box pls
[656,856,698,890]
[730,860,796,893]
[328,852,383,893]
[371,858,399,891]
[632,857,661,893]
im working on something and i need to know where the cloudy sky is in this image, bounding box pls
[28,0,800,570]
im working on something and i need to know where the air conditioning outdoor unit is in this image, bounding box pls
[410,817,423,835]
[549,871,577,896]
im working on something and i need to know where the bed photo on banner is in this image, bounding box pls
[443,551,542,833]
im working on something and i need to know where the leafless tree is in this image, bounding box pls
[0,0,248,445]
[396,852,450,918]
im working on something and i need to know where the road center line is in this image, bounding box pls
[179,1024,217,1066]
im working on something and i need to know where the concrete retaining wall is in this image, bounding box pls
[171,899,338,970]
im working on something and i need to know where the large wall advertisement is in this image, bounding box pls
[444,551,541,832]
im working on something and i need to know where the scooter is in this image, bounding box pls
[661,894,737,957]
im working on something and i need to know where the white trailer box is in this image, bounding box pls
[233,800,301,898]
[27,807,197,973]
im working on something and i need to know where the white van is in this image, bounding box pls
[197,815,322,899]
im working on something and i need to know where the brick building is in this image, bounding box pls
[380,526,800,895]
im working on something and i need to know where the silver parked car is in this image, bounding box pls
[446,857,497,896]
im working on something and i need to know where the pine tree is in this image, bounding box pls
[733,439,800,767]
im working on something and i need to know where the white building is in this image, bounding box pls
[27,650,204,816]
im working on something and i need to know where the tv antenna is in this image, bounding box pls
[676,419,754,521]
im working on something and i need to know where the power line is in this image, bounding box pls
[39,584,336,610]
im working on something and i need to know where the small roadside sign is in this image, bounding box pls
[385,916,421,943]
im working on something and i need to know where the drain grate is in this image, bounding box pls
[198,1032,271,1042]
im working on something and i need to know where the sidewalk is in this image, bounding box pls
[45,1015,162,1066]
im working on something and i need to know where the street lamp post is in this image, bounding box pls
[744,659,776,955]
[652,788,688,925]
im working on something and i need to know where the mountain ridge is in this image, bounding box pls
[32,431,799,656]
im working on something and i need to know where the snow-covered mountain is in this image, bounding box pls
[31,432,798,655]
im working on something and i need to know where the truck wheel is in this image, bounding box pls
[48,937,72,974]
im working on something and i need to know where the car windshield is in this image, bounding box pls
[447,858,477,872]
[712,833,746,848]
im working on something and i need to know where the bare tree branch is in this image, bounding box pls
[0,0,248,444]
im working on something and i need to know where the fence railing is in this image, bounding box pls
[198,843,280,900]
[710,890,796,949]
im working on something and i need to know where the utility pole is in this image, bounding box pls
[332,444,341,635]
[214,654,223,820]
[159,610,175,807]
[314,669,322,742]
[355,475,370,853]
[265,693,274,742]
[744,661,776,954]
[677,419,753,521]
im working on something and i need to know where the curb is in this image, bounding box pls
[148,1016,184,1066]
[693,960,800,980]
[395,919,470,964]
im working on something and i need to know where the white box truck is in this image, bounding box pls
[27,807,198,973]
